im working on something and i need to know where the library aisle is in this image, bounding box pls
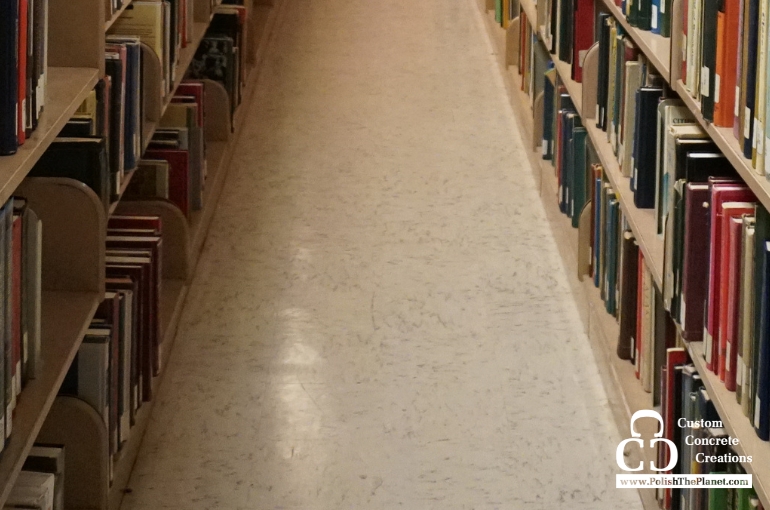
[119,0,641,508]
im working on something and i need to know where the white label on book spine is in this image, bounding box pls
[682,35,687,60]
[595,104,600,121]
[726,343,731,371]
[754,119,762,149]
[542,141,548,156]
[714,74,721,103]
[661,0,666,12]
[705,328,712,362]
[758,124,765,154]
[680,296,686,325]
[745,108,752,139]
[756,396,762,427]
[651,6,658,28]
[735,86,741,117]
[701,68,710,96]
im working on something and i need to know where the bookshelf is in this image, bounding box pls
[673,80,770,215]
[596,0,671,81]
[0,69,100,207]
[478,0,770,507]
[685,341,770,509]
[0,0,287,508]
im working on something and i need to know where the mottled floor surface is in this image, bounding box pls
[120,0,644,508]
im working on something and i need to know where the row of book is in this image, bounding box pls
[659,351,760,510]
[681,0,770,177]
[525,5,770,446]
[0,0,49,155]
[109,0,194,98]
[0,198,42,457]
[187,5,249,117]
[5,444,64,510]
[30,68,208,218]
[61,214,162,478]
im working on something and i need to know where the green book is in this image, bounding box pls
[495,0,502,23]
[571,128,588,228]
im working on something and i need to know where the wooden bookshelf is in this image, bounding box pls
[489,0,770,505]
[0,68,100,208]
[519,0,538,30]
[674,80,770,214]
[685,341,770,509]
[0,0,287,508]
[105,0,134,31]
[107,279,188,510]
[537,41,665,287]
[0,291,100,508]
[597,0,672,82]
[583,121,665,288]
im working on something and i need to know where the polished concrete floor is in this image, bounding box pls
[120,0,644,508]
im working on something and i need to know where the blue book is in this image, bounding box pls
[651,0,662,34]
[543,72,555,160]
[753,241,770,440]
[605,198,620,314]
[593,176,603,287]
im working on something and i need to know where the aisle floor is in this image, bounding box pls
[121,0,644,508]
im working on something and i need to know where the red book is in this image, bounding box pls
[11,215,21,398]
[175,82,205,127]
[663,348,688,509]
[17,0,27,145]
[144,149,190,217]
[681,184,711,341]
[722,216,743,391]
[572,0,595,83]
[705,184,755,372]
[635,250,645,379]
[106,235,162,376]
[718,203,754,380]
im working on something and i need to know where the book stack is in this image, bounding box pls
[681,0,770,177]
[5,444,66,510]
[0,198,43,456]
[0,0,49,156]
[188,5,249,117]
[129,81,208,217]
[4,445,63,510]
[60,214,162,476]
[109,0,194,97]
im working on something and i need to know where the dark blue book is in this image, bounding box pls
[594,175,603,288]
[633,87,664,209]
[605,197,620,314]
[0,0,19,155]
[596,13,612,130]
[754,241,770,440]
[543,71,555,160]
[742,0,760,157]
